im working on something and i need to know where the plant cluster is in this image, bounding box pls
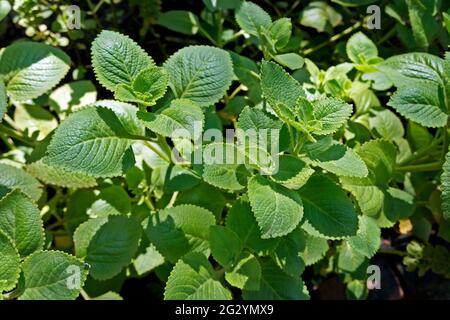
[0,0,449,300]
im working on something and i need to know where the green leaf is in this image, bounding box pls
[347,215,381,258]
[299,1,342,33]
[0,190,44,257]
[91,30,154,92]
[138,98,203,139]
[236,106,287,152]
[44,101,144,178]
[261,60,305,112]
[272,155,314,190]
[242,260,309,300]
[164,46,233,106]
[157,10,199,35]
[0,81,6,121]
[387,82,447,128]
[369,109,404,141]
[115,66,169,106]
[19,251,88,300]
[175,184,225,217]
[441,149,450,220]
[0,0,11,22]
[312,97,353,135]
[0,42,71,101]
[210,226,242,269]
[305,137,368,178]
[145,205,216,263]
[235,1,272,36]
[27,160,98,189]
[338,242,367,273]
[406,0,439,50]
[346,32,378,64]
[133,244,165,276]
[248,175,304,239]
[164,252,232,300]
[84,215,142,280]
[74,216,109,259]
[300,174,359,238]
[225,252,261,291]
[226,200,280,256]
[268,18,292,50]
[340,140,399,225]
[299,234,329,266]
[271,228,306,276]
[201,143,247,191]
[273,53,304,70]
[0,231,20,292]
[0,163,42,201]
[380,52,445,87]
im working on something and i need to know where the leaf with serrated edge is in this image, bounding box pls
[85,215,141,280]
[210,225,242,269]
[226,200,280,256]
[44,100,144,178]
[165,252,232,300]
[0,230,20,292]
[91,30,154,91]
[235,1,272,36]
[145,204,216,263]
[261,60,305,111]
[387,82,447,128]
[346,32,378,64]
[164,46,233,106]
[0,42,71,101]
[0,163,42,201]
[248,175,303,239]
[138,98,204,139]
[242,259,309,300]
[305,138,368,178]
[225,252,261,291]
[347,215,380,258]
[27,160,97,189]
[299,234,329,266]
[300,174,358,238]
[73,216,109,259]
[19,251,88,300]
[0,189,44,257]
[0,81,6,121]
[441,149,450,220]
[312,97,352,135]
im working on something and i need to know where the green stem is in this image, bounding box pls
[0,124,35,146]
[303,21,362,56]
[397,161,443,172]
[223,30,245,46]
[399,136,443,165]
[378,249,406,256]
[143,140,171,163]
[144,196,156,211]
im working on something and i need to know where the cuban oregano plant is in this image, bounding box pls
[0,0,449,300]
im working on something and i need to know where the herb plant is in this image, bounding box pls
[0,0,449,300]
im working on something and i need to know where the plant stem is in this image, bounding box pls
[397,161,443,172]
[303,21,362,56]
[144,196,156,211]
[0,124,35,146]
[143,140,171,163]
[378,249,406,256]
[399,136,443,165]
